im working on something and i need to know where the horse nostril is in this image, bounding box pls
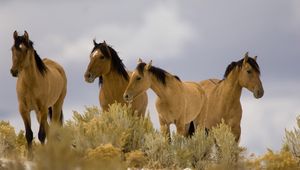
[10,69,18,77]
[84,72,93,80]
[123,93,130,101]
[255,89,264,98]
[259,89,264,97]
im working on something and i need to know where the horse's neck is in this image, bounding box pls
[101,69,128,97]
[217,71,242,103]
[150,74,181,100]
[19,51,40,84]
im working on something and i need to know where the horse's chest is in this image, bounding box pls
[17,86,44,110]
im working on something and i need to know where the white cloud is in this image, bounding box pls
[240,96,300,154]
[59,2,195,62]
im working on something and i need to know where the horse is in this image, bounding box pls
[10,31,67,150]
[194,52,264,142]
[123,59,206,138]
[84,40,148,116]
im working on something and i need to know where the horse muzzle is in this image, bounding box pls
[123,93,133,103]
[10,69,18,77]
[84,72,96,83]
[254,89,264,99]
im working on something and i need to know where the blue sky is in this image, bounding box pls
[0,1,299,155]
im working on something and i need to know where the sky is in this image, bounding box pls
[0,0,299,155]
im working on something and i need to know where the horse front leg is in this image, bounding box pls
[231,124,241,143]
[176,121,187,137]
[19,107,33,150]
[38,108,49,144]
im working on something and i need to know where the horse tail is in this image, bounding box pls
[188,121,195,137]
[48,107,53,120]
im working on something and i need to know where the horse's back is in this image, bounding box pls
[183,81,205,97]
[198,79,220,98]
[43,58,67,105]
[43,58,67,81]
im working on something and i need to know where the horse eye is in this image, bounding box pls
[100,56,105,60]
[136,77,141,81]
[247,70,252,74]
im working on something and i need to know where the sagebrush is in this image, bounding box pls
[0,104,299,169]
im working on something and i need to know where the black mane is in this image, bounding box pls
[136,62,181,85]
[224,57,260,78]
[14,36,47,76]
[92,42,129,85]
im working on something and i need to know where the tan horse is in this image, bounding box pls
[10,31,67,150]
[195,52,264,142]
[123,59,206,137]
[84,40,147,116]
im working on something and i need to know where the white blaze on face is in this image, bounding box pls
[132,71,139,79]
[91,50,100,58]
[19,44,24,49]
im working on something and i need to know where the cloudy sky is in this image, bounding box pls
[0,1,299,155]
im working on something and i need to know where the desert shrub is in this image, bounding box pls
[143,123,240,169]
[171,128,214,169]
[210,120,243,169]
[143,131,173,168]
[125,150,147,168]
[33,124,82,170]
[15,130,27,158]
[0,158,26,170]
[83,143,125,170]
[66,103,154,154]
[285,115,300,158]
[247,149,300,170]
[0,121,17,157]
[0,121,27,159]
[4,105,300,169]
[186,128,214,169]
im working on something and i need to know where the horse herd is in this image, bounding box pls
[10,31,264,152]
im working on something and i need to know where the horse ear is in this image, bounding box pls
[254,56,257,61]
[145,60,152,70]
[138,58,143,63]
[243,52,249,65]
[24,31,29,43]
[13,30,18,40]
[103,40,107,46]
[93,39,97,46]
[103,40,112,57]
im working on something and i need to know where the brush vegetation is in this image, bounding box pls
[0,103,299,169]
